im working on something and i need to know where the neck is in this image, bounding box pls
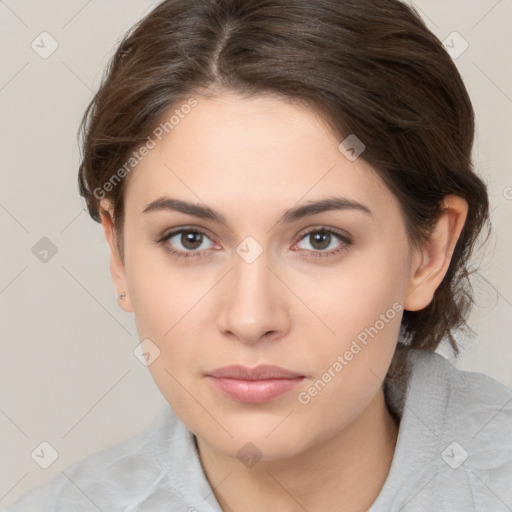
[196,387,399,512]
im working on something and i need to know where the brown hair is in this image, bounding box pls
[78,0,490,356]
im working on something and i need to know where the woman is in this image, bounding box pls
[6,0,511,510]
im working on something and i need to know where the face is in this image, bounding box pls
[101,92,441,461]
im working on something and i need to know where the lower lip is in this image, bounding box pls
[206,376,305,404]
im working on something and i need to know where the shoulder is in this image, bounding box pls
[380,348,512,510]
[3,406,194,512]
[406,348,512,463]
[408,348,512,422]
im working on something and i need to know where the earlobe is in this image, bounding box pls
[99,199,133,313]
[404,195,468,312]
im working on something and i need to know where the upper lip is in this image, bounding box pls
[207,365,304,380]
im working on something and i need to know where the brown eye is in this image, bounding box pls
[158,228,216,258]
[294,227,352,259]
[308,230,332,251]
[180,231,204,250]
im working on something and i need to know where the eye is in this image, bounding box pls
[293,227,352,258]
[157,228,217,258]
[157,226,352,260]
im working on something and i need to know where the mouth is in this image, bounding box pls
[205,365,306,404]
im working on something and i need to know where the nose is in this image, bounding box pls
[216,248,291,345]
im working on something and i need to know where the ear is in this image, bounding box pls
[99,198,133,313]
[404,195,468,311]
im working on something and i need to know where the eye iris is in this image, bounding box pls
[182,231,203,250]
[311,230,331,250]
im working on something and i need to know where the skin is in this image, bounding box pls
[99,92,468,511]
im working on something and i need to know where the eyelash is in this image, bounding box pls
[156,226,352,260]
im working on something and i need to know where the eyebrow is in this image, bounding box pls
[142,196,372,225]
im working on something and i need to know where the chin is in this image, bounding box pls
[197,419,315,462]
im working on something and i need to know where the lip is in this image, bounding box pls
[208,364,304,380]
[206,365,305,404]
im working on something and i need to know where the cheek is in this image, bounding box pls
[124,239,197,337]
[296,268,404,437]
[126,252,204,416]
[315,241,409,341]
[125,246,212,391]
[299,238,408,407]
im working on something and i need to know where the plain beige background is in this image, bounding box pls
[1,0,511,507]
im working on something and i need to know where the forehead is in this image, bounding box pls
[124,93,399,223]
